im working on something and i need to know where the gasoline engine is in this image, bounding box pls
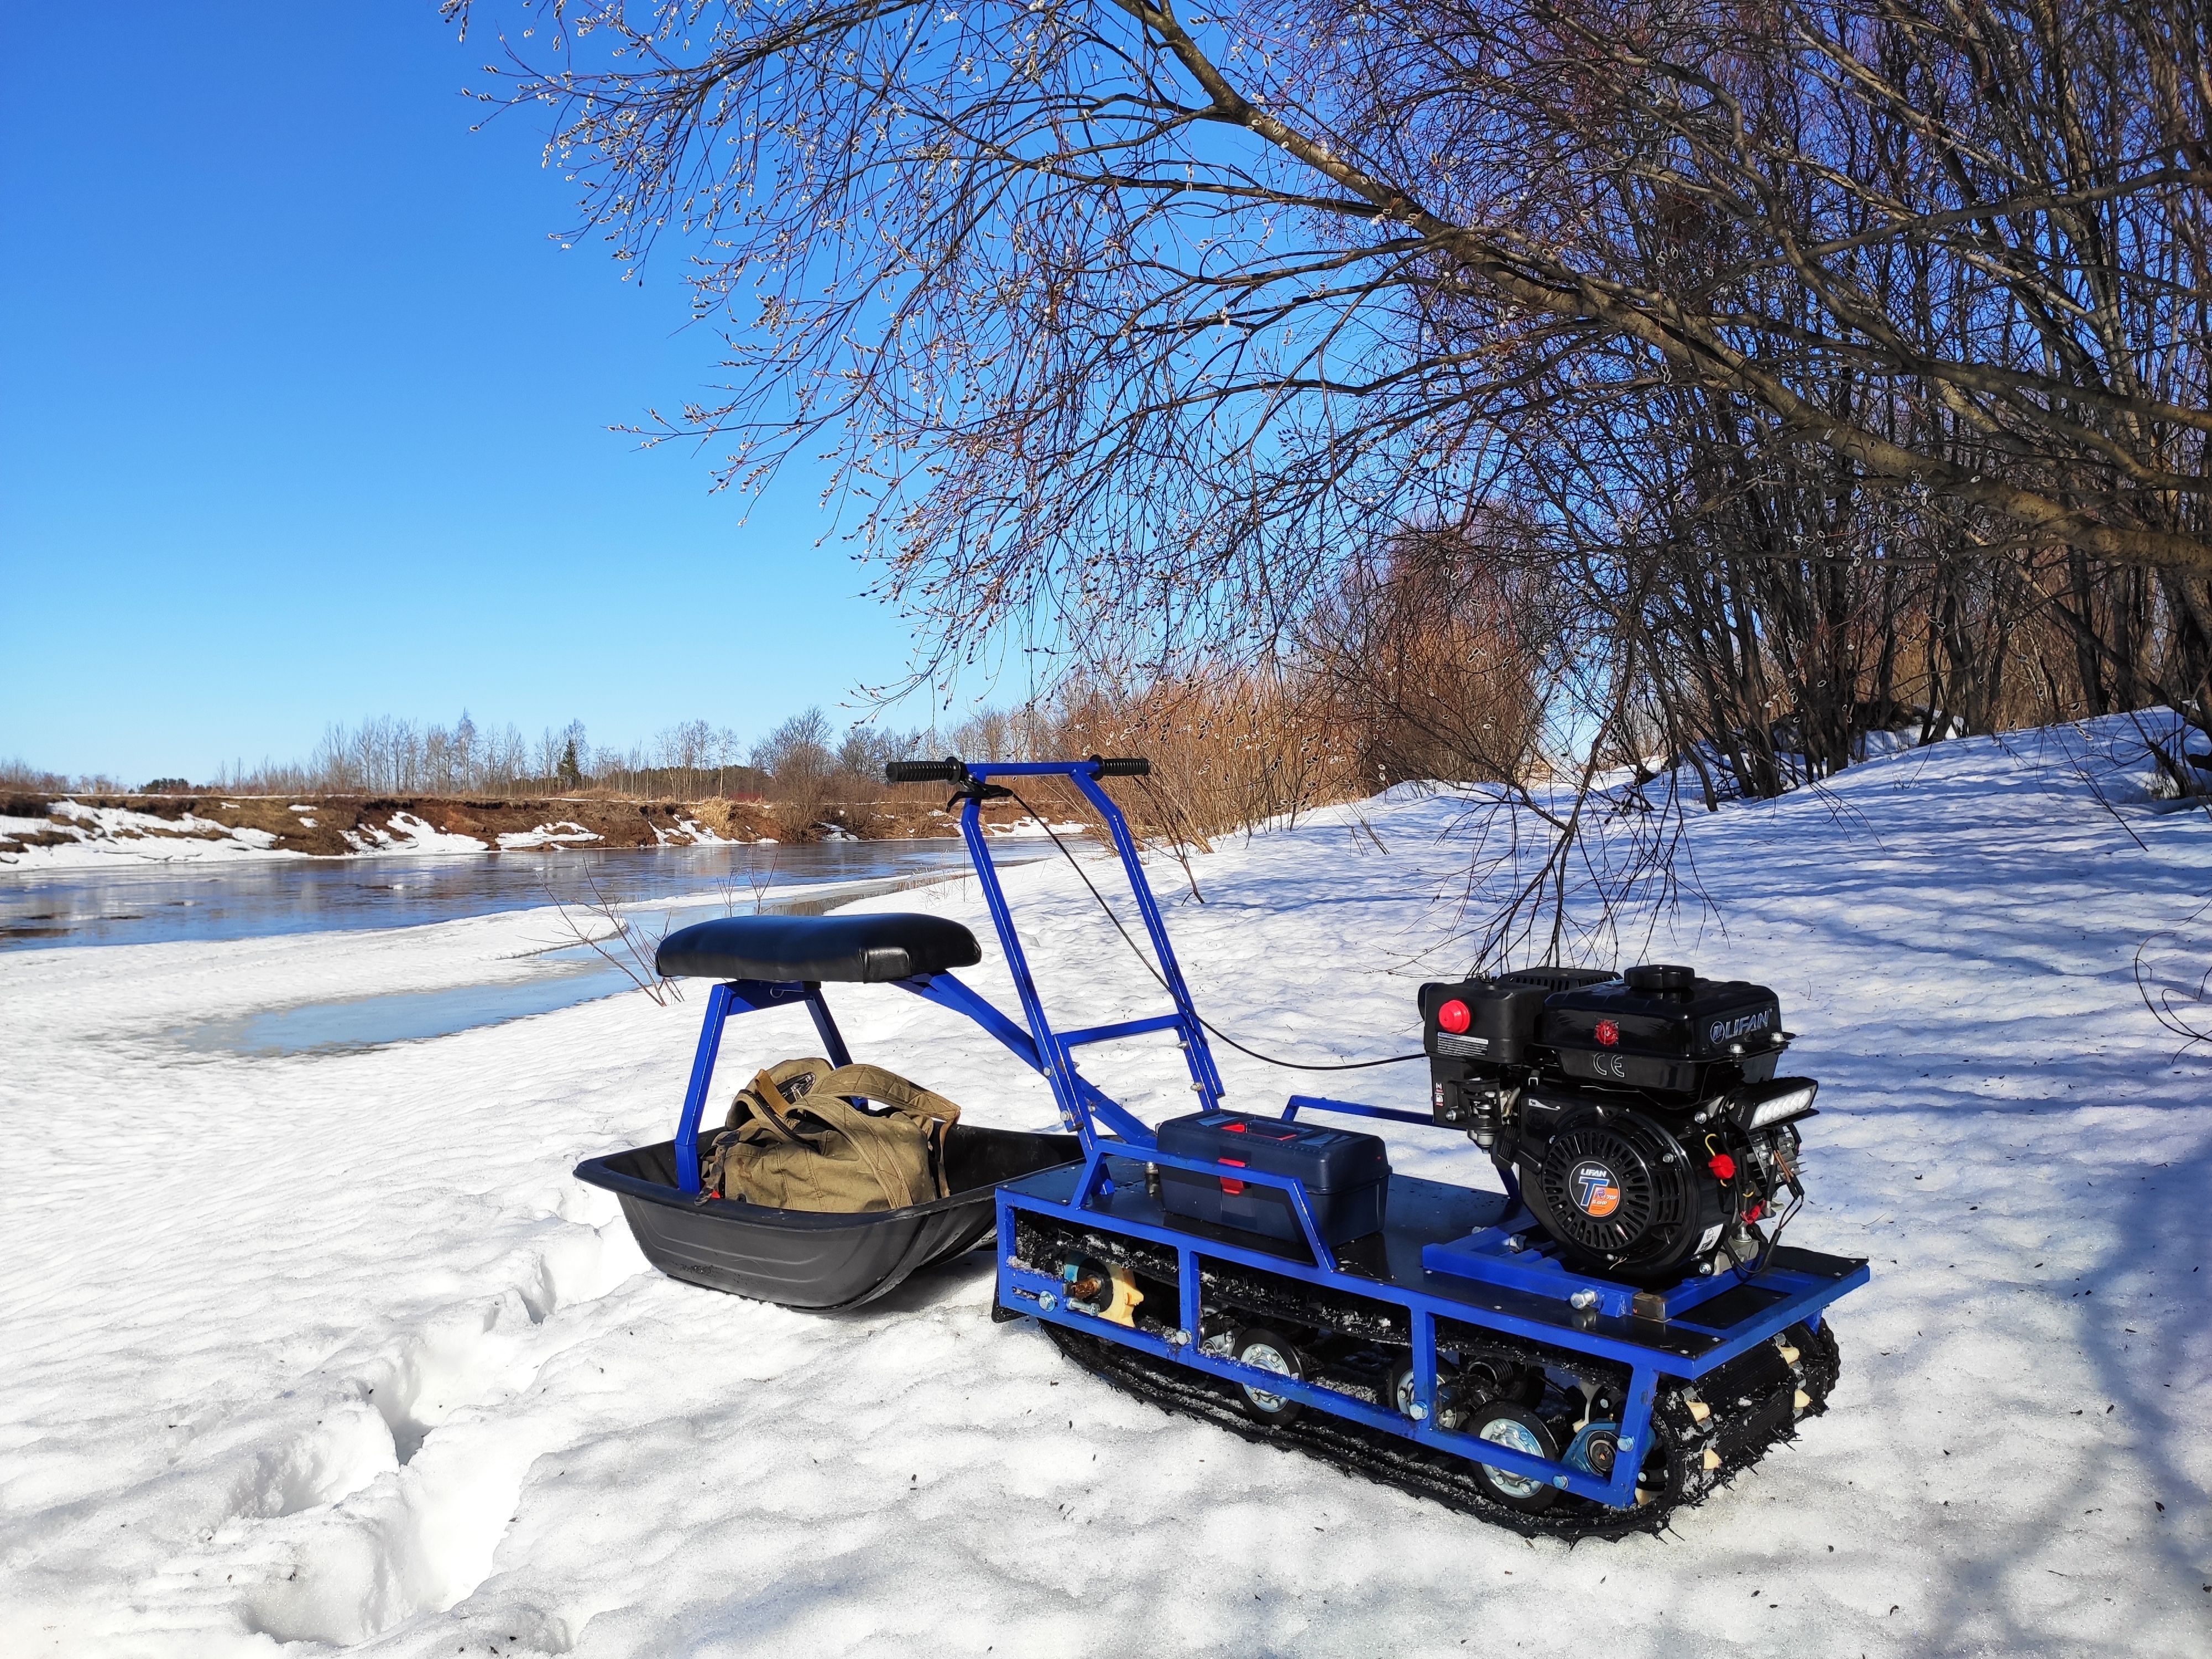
[1422,964,1819,1284]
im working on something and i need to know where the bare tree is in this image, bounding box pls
[445,0,2210,958]
[448,0,2210,679]
[545,870,685,1004]
[753,706,838,833]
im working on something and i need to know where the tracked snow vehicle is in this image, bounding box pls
[594,755,1865,1536]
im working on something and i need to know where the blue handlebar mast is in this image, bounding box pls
[950,759,1222,1149]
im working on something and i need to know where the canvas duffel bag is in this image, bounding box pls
[702,1056,962,1212]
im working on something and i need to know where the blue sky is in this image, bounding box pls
[0,3,958,782]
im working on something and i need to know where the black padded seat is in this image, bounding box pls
[655,913,982,984]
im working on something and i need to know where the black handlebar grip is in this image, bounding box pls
[1089,755,1151,778]
[885,758,967,784]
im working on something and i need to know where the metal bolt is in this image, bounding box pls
[1039,1292,1058,1312]
[1553,1475,1569,1488]
[1169,1328,1191,1346]
[1569,1289,1599,1311]
[1409,1402,1429,1421]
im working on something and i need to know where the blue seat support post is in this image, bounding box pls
[802,985,854,1068]
[674,980,738,1193]
[671,978,831,1193]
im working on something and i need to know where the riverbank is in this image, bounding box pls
[0,792,1075,869]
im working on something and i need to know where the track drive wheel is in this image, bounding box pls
[1466,1404,1559,1513]
[1230,1326,1305,1425]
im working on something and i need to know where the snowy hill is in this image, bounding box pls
[2,716,2208,1656]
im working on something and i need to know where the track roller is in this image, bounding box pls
[1229,1326,1306,1425]
[1465,1404,1559,1513]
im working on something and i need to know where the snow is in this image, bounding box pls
[985,816,1092,838]
[375,813,491,856]
[495,824,602,852]
[3,714,2210,1656]
[0,800,295,869]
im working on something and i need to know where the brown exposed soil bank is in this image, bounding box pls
[0,792,1052,860]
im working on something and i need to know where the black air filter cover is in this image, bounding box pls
[1422,979,1546,1066]
[1541,966,1784,1097]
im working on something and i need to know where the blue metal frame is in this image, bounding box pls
[659,757,1867,1511]
[994,1162,1866,1507]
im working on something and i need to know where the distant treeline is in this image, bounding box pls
[11,523,2195,836]
[0,712,921,807]
[2,611,1513,846]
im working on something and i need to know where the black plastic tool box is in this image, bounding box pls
[1156,1110,1391,1244]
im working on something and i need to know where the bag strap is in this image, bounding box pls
[811,1063,962,1204]
[726,1056,836,1135]
[807,1063,963,1131]
[737,1068,816,1145]
[721,1057,964,1208]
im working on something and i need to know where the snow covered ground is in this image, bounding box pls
[3,716,2209,1657]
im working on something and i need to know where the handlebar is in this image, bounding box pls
[884,758,968,784]
[881,756,1151,783]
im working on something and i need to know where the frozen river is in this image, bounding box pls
[0,839,988,952]
[2,841,1040,1053]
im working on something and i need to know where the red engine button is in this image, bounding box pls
[1594,1018,1620,1047]
[1708,1152,1738,1181]
[1437,999,1472,1035]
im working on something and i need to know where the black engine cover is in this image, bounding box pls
[1420,961,1806,1282]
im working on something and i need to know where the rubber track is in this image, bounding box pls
[1043,1318,1843,1542]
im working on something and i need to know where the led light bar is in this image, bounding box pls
[1730,1078,1819,1132]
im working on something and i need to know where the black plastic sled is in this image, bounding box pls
[574,912,1081,1311]
[577,1122,1079,1310]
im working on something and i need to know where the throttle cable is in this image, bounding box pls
[998,783,1426,1073]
